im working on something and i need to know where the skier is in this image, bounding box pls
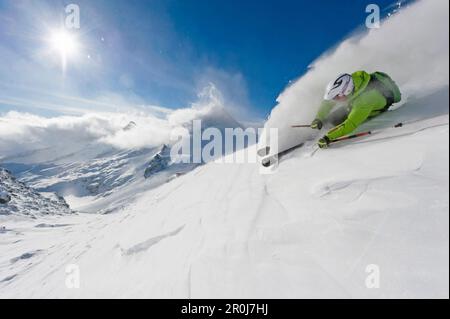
[311,71,402,148]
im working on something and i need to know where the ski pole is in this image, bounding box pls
[291,124,312,128]
[329,122,404,144]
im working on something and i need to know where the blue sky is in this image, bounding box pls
[0,0,398,119]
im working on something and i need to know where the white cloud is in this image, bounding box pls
[0,84,243,161]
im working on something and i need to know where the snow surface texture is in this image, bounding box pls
[262,0,449,153]
[0,168,73,219]
[0,112,448,298]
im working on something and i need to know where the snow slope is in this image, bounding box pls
[0,100,447,297]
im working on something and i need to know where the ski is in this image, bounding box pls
[261,119,448,167]
[261,143,304,167]
[258,124,312,157]
[263,121,408,166]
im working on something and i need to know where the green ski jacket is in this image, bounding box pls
[315,71,402,141]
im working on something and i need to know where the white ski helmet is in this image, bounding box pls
[324,73,354,100]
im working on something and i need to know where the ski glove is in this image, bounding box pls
[310,119,323,130]
[317,136,331,149]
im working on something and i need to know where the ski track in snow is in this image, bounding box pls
[120,225,185,256]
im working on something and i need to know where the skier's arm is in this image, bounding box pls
[325,90,386,140]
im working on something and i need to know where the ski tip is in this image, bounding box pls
[261,160,272,168]
[261,156,275,167]
[257,146,271,157]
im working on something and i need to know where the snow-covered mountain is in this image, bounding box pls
[3,146,160,209]
[144,144,171,178]
[0,168,73,219]
[0,190,11,204]
[1,102,244,213]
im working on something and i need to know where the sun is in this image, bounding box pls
[48,29,79,71]
[50,29,78,56]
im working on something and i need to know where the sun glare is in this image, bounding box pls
[48,29,79,72]
[50,29,78,56]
